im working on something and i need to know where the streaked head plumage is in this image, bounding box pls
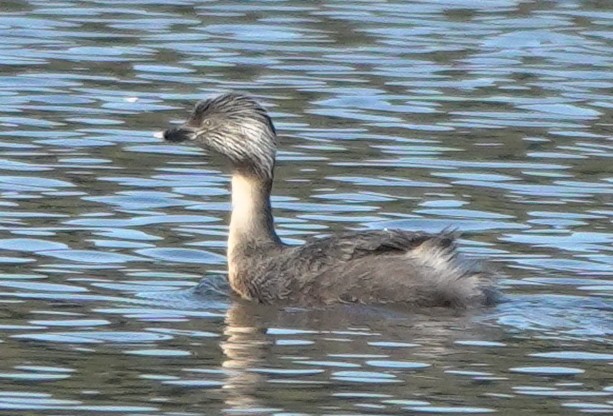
[163,93,277,179]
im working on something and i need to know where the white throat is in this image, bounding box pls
[226,172,280,285]
[228,174,262,259]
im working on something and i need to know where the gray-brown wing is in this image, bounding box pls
[252,229,492,306]
[256,229,462,303]
[292,229,457,270]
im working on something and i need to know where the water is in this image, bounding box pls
[0,0,611,414]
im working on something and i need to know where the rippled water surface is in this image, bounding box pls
[0,0,612,414]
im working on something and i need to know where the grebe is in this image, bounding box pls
[162,93,497,307]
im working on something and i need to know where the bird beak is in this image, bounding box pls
[162,127,196,143]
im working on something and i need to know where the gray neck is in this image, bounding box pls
[228,173,281,260]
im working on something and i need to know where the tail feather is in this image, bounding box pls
[407,233,497,308]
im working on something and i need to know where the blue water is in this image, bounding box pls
[0,0,611,414]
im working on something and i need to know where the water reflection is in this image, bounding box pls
[220,301,493,414]
[0,0,611,414]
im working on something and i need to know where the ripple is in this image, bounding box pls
[406,406,495,414]
[332,370,399,383]
[368,341,419,348]
[0,176,73,189]
[295,360,360,368]
[530,351,613,361]
[12,331,173,344]
[366,360,430,370]
[454,341,506,347]
[125,348,191,357]
[0,281,87,293]
[38,250,142,264]
[250,368,324,376]
[65,214,217,227]
[514,387,610,398]
[84,192,192,210]
[135,248,225,264]
[162,379,224,388]
[510,366,585,376]
[368,218,528,233]
[0,372,71,381]
[28,319,109,327]
[0,238,68,252]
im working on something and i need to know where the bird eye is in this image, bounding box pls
[203,120,211,127]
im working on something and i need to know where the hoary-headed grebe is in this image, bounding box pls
[162,93,497,307]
